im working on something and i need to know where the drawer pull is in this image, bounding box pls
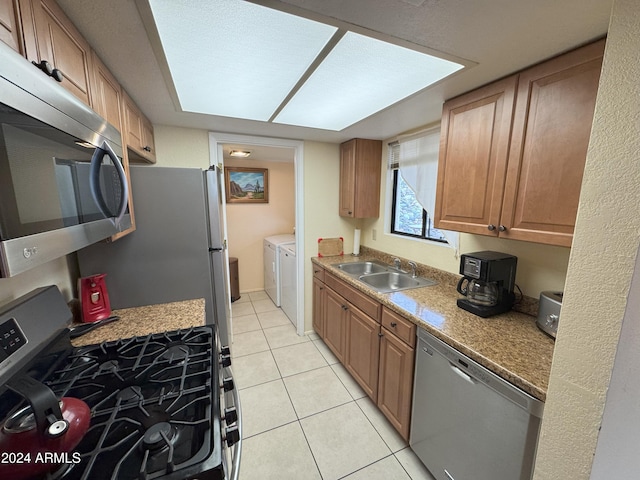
[390,322,397,328]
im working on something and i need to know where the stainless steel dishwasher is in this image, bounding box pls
[410,328,544,480]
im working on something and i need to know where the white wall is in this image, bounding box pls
[152,125,210,168]
[533,0,640,477]
[225,158,295,292]
[302,141,357,332]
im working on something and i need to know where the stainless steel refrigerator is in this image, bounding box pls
[77,165,231,346]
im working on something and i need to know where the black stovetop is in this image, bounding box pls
[0,326,223,480]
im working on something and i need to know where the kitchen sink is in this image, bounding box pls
[358,271,437,293]
[335,261,389,275]
[333,260,437,293]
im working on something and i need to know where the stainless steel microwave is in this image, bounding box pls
[0,42,131,278]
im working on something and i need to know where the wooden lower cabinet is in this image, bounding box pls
[311,265,417,440]
[312,276,325,338]
[378,326,415,440]
[345,304,380,401]
[323,286,348,363]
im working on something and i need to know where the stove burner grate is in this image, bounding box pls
[33,326,220,480]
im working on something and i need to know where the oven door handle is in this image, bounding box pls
[226,365,242,480]
[89,141,129,229]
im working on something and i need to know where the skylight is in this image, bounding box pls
[149,0,465,131]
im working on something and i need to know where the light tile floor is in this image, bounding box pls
[231,291,436,480]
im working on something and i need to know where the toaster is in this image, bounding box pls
[536,291,563,339]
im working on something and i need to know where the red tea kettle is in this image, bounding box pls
[0,377,90,479]
[78,274,112,323]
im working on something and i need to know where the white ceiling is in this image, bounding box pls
[56,0,612,144]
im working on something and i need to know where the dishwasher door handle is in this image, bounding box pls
[449,363,476,384]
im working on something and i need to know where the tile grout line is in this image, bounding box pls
[237,295,419,480]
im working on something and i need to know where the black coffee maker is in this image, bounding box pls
[456,251,517,317]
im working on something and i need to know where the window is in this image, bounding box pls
[389,142,447,243]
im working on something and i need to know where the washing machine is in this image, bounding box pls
[279,243,297,326]
[263,234,295,306]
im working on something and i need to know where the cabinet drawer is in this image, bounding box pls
[312,264,325,282]
[381,308,416,348]
[326,272,380,321]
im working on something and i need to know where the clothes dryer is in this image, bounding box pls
[263,234,295,306]
[279,243,297,326]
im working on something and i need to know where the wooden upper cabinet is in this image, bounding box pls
[500,40,605,246]
[91,51,122,131]
[122,89,156,164]
[435,39,604,247]
[339,138,382,218]
[434,75,517,235]
[0,0,23,53]
[19,0,93,105]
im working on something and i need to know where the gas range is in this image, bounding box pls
[0,286,241,480]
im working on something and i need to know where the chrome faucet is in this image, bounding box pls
[392,257,402,270]
[408,261,418,278]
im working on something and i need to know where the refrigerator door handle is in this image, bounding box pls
[205,167,224,250]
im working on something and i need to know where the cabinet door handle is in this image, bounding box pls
[143,146,152,152]
[498,225,507,232]
[390,322,397,328]
[341,305,349,311]
[378,332,384,337]
[487,224,496,231]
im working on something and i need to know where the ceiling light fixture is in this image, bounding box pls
[149,0,467,131]
[229,150,251,158]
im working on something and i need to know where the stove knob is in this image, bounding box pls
[224,406,238,424]
[222,376,235,392]
[220,354,232,368]
[225,425,240,447]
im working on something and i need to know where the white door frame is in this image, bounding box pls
[209,132,305,336]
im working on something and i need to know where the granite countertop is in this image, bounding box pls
[312,252,555,401]
[71,298,206,347]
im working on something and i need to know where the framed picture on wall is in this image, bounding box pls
[225,167,269,203]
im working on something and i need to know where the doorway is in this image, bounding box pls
[209,132,305,336]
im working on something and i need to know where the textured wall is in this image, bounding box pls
[302,141,354,332]
[153,125,211,168]
[591,244,640,477]
[533,0,640,477]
